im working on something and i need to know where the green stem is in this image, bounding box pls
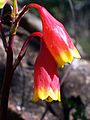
[13,0,18,16]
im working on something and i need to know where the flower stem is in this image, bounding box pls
[13,32,43,71]
[0,33,14,120]
[14,3,41,28]
[12,0,18,19]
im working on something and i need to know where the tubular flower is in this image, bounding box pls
[37,5,81,67]
[33,41,60,102]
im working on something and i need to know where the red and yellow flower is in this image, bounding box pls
[38,5,81,67]
[33,41,60,102]
[22,3,81,102]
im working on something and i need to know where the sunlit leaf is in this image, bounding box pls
[0,0,9,8]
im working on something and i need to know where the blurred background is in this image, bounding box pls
[0,0,90,120]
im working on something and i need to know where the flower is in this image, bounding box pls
[37,5,81,67]
[33,41,60,102]
[0,0,9,8]
[21,3,81,102]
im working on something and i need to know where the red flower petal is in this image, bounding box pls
[38,6,81,67]
[33,41,61,102]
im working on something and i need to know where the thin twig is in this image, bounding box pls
[68,0,75,21]
[68,0,78,46]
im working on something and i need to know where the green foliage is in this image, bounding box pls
[65,97,87,120]
[0,0,7,8]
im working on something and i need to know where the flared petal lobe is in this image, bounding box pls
[39,7,80,67]
[33,42,61,102]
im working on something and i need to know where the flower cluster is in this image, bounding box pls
[32,4,80,102]
[0,2,80,102]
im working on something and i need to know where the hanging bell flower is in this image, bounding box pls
[33,41,60,102]
[37,5,81,67]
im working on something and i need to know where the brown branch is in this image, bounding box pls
[0,33,14,120]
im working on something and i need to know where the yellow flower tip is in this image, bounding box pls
[32,88,50,102]
[56,47,81,68]
[46,91,61,102]
[33,87,61,102]
[46,93,61,102]
[72,47,81,59]
[48,88,61,102]
[46,96,53,102]
[32,91,39,102]
[56,51,73,68]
